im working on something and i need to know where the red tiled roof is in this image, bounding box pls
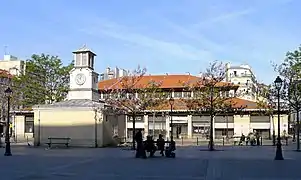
[0,69,13,78]
[98,74,238,90]
[148,97,258,111]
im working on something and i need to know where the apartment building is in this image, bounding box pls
[0,55,25,75]
[225,63,257,101]
[99,67,128,81]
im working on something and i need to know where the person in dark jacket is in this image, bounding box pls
[145,135,156,157]
[165,136,176,158]
[135,130,146,158]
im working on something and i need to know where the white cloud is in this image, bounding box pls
[192,8,255,29]
[79,20,215,62]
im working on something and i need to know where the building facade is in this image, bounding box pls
[98,74,289,140]
[225,63,257,101]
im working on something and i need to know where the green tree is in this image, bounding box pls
[15,54,73,107]
[273,45,301,151]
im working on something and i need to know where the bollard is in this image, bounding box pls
[196,137,199,146]
[222,137,225,146]
[181,137,183,145]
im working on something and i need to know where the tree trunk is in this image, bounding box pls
[226,115,229,140]
[132,114,136,150]
[152,112,155,137]
[297,109,300,151]
[94,110,98,148]
[209,113,214,151]
[209,86,214,151]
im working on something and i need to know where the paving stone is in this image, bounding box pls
[0,146,301,179]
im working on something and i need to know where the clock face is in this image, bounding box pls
[75,73,86,85]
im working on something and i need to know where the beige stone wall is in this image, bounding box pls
[233,115,251,135]
[33,108,103,147]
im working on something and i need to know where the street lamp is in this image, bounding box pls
[274,76,284,160]
[169,96,174,140]
[4,87,12,156]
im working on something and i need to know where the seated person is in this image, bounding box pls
[156,134,165,156]
[165,136,176,158]
[145,135,156,157]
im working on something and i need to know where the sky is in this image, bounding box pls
[1,0,301,84]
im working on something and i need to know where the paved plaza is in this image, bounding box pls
[0,145,301,179]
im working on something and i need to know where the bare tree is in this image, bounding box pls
[182,61,239,151]
[102,66,165,149]
[144,80,167,137]
[256,84,278,144]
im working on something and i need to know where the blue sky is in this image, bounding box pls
[1,0,301,83]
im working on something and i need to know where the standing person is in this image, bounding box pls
[239,133,245,146]
[134,129,146,158]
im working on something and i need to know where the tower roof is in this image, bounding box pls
[73,45,96,56]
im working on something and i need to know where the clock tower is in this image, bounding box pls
[68,45,100,101]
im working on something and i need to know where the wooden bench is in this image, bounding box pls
[46,137,71,148]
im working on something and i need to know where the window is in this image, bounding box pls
[183,91,191,98]
[24,116,34,133]
[90,55,94,68]
[128,116,143,121]
[82,54,87,66]
[234,71,237,76]
[103,93,109,99]
[173,92,182,98]
[137,92,145,99]
[75,54,81,66]
[246,80,250,86]
[127,93,135,99]
[163,92,171,98]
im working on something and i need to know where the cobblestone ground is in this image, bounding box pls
[0,145,301,179]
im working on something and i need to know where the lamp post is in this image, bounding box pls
[169,97,174,140]
[4,87,12,156]
[274,76,284,160]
